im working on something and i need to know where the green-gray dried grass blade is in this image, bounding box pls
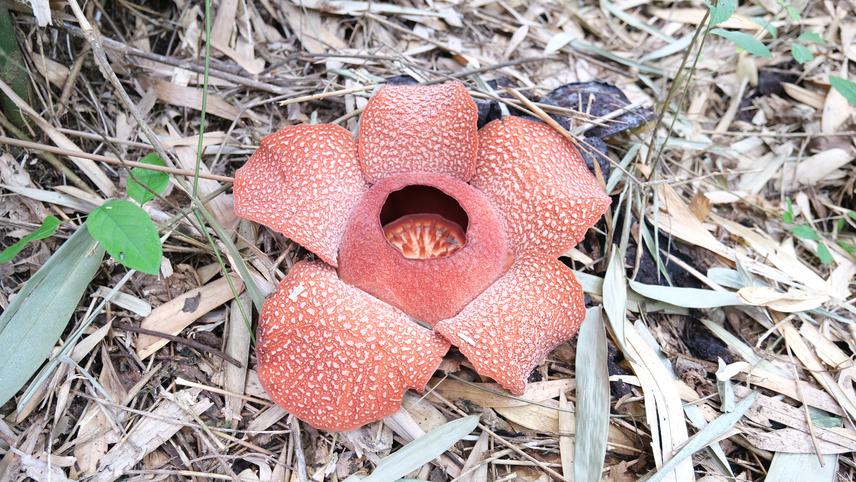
[639,392,758,482]
[345,415,479,482]
[574,308,610,482]
[0,226,104,406]
[765,453,838,482]
[629,280,744,308]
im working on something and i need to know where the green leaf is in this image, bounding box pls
[705,0,737,26]
[86,199,162,274]
[798,32,825,44]
[791,42,813,64]
[792,224,820,241]
[127,153,169,205]
[816,243,834,265]
[344,416,479,482]
[0,215,60,263]
[829,76,856,107]
[782,198,794,224]
[848,211,856,222]
[838,241,856,257]
[574,308,610,482]
[711,29,772,57]
[0,5,30,127]
[785,5,801,21]
[0,227,104,406]
[750,17,777,38]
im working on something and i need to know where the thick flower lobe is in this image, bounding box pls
[233,124,367,267]
[358,82,478,183]
[338,172,513,325]
[434,256,586,395]
[471,116,611,257]
[257,261,449,432]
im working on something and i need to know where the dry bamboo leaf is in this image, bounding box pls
[559,392,574,480]
[799,323,851,369]
[495,400,638,455]
[136,274,245,359]
[743,427,856,454]
[622,321,693,482]
[432,378,574,408]
[93,286,152,317]
[280,2,347,54]
[459,430,489,482]
[649,8,759,30]
[783,83,826,109]
[147,79,243,120]
[781,322,856,422]
[714,215,828,293]
[736,286,829,312]
[822,83,854,133]
[785,148,854,188]
[656,184,734,259]
[91,389,213,482]
[74,350,128,476]
[223,294,252,424]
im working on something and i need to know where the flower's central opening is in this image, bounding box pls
[380,185,468,259]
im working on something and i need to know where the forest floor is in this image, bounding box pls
[1,0,855,481]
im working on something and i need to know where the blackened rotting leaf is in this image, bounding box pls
[386,74,419,85]
[540,81,654,138]
[475,78,525,128]
[607,340,632,398]
[578,136,612,177]
[683,320,732,364]
[182,292,202,313]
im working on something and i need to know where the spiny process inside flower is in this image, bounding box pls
[383,214,466,259]
[380,185,469,259]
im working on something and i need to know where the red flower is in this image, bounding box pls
[234,82,610,431]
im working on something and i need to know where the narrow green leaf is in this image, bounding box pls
[750,17,777,38]
[791,42,813,64]
[705,0,737,26]
[629,280,744,308]
[127,153,169,205]
[816,243,834,265]
[639,392,758,482]
[86,199,162,274]
[798,32,825,44]
[791,224,820,241]
[0,215,60,263]
[847,211,856,222]
[574,308,610,482]
[711,29,772,57]
[839,242,856,257]
[785,5,801,21]
[782,198,794,224]
[829,76,856,107]
[346,416,479,482]
[0,5,30,127]
[0,227,104,406]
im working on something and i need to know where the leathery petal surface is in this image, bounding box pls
[257,261,449,431]
[233,124,367,267]
[434,255,586,395]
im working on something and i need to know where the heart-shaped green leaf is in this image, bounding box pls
[86,199,162,274]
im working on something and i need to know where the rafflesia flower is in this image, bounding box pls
[233,81,610,431]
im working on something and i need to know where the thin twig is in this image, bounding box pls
[0,136,234,183]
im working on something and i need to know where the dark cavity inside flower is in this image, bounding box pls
[380,185,469,259]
